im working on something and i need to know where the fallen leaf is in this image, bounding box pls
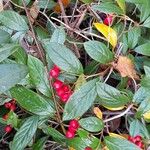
[93,107,103,119]
[104,105,125,111]
[94,23,117,48]
[54,0,70,13]
[114,56,138,79]
[109,133,126,139]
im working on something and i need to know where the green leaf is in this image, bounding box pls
[7,111,18,128]
[28,55,51,97]
[104,136,140,150]
[10,86,55,116]
[79,117,104,132]
[96,82,130,108]
[143,16,150,28]
[0,10,28,32]
[84,41,114,64]
[80,0,93,4]
[116,0,126,13]
[32,136,48,150]
[125,0,145,4]
[38,0,56,9]
[127,27,141,49]
[75,74,86,90]
[11,116,39,150]
[42,126,66,144]
[43,42,83,75]
[92,2,123,15]
[63,78,99,121]
[0,64,28,93]
[0,29,10,43]
[50,27,66,44]
[129,119,150,139]
[0,44,20,63]
[134,43,150,56]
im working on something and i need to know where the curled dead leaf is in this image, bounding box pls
[114,56,139,79]
[93,107,103,119]
[109,132,126,139]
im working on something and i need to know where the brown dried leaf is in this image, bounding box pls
[114,56,138,79]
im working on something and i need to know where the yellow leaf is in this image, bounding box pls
[94,23,117,48]
[93,107,103,119]
[114,56,139,79]
[109,133,126,139]
[104,105,124,111]
[69,147,76,150]
[143,111,150,122]
[103,146,109,150]
[116,0,126,13]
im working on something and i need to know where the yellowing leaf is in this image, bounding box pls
[143,111,150,122]
[109,133,126,139]
[75,74,86,90]
[114,56,139,79]
[104,105,124,111]
[69,147,76,150]
[103,146,109,150]
[93,107,103,119]
[94,23,117,48]
[116,0,126,13]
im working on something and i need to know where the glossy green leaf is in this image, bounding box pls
[42,126,65,144]
[80,0,93,4]
[116,0,126,13]
[92,2,123,15]
[50,27,66,44]
[134,43,150,56]
[28,55,51,97]
[0,29,10,43]
[129,119,150,139]
[96,82,130,108]
[11,116,39,150]
[7,111,18,128]
[75,74,86,90]
[43,42,83,75]
[32,136,48,150]
[0,10,28,31]
[125,0,145,4]
[10,86,55,116]
[105,136,140,150]
[0,44,20,63]
[127,27,141,49]
[143,16,150,28]
[63,78,99,121]
[84,41,114,64]
[79,117,104,132]
[0,64,28,93]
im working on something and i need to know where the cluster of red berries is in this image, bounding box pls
[103,14,113,26]
[49,65,72,103]
[128,135,144,149]
[84,147,93,150]
[2,99,16,133]
[65,119,79,139]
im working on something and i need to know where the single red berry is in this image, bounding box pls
[53,80,63,90]
[68,126,76,133]
[56,88,65,97]
[103,15,113,26]
[85,147,93,150]
[136,141,144,149]
[69,119,79,130]
[134,135,142,142]
[128,136,132,141]
[4,102,12,109]
[53,65,61,72]
[62,85,70,92]
[49,69,60,78]
[10,104,16,111]
[4,125,12,133]
[60,93,71,102]
[65,130,75,139]
[2,114,8,120]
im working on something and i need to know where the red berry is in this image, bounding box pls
[53,65,61,72]
[4,125,12,133]
[134,135,142,142]
[68,126,76,133]
[2,114,8,120]
[10,104,16,111]
[85,147,92,150]
[60,93,71,102]
[53,80,63,90]
[65,130,75,139]
[62,85,70,92]
[4,102,11,109]
[136,141,144,149]
[56,88,65,97]
[49,69,60,78]
[69,119,79,130]
[103,15,113,26]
